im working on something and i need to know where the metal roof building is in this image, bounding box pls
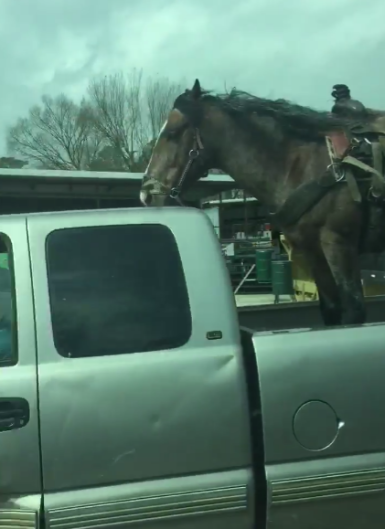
[0,168,236,204]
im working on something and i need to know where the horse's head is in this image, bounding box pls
[140,79,209,207]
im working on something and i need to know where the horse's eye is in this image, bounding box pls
[164,129,182,142]
[164,122,188,140]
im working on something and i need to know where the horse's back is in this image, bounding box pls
[372,114,385,134]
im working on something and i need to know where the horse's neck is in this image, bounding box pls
[205,112,332,209]
[204,118,291,208]
[220,157,282,207]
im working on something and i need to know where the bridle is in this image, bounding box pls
[143,127,207,206]
[169,128,206,204]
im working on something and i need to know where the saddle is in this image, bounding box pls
[325,116,385,203]
[271,116,385,229]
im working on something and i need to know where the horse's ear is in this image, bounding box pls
[191,79,202,100]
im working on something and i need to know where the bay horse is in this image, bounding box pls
[140,79,385,327]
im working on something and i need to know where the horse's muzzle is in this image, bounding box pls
[139,177,168,207]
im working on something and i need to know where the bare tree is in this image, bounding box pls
[88,70,142,170]
[7,70,185,172]
[88,69,184,171]
[7,95,104,169]
[145,75,183,139]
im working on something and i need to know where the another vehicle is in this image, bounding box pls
[1,206,384,529]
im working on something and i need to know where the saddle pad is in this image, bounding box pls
[325,131,350,158]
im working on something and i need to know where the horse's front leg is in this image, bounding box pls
[302,247,342,326]
[321,231,366,325]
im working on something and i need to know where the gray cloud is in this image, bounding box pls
[1,0,385,152]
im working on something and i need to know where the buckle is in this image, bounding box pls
[327,162,345,182]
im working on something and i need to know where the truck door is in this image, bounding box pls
[28,208,253,529]
[0,217,42,527]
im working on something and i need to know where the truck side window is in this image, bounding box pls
[0,236,17,367]
[46,224,192,358]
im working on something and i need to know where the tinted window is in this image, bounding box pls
[0,237,17,368]
[46,224,191,358]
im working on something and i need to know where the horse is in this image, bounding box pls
[139,79,385,327]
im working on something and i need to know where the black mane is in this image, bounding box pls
[179,88,374,142]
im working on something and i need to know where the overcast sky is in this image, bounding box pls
[1,0,385,154]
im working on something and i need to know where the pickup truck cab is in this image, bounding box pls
[1,206,384,529]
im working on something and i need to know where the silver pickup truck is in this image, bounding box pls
[1,206,384,529]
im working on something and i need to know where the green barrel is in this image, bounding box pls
[256,248,273,283]
[272,259,293,296]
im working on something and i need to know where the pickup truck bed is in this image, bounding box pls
[238,295,385,330]
[241,322,385,529]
